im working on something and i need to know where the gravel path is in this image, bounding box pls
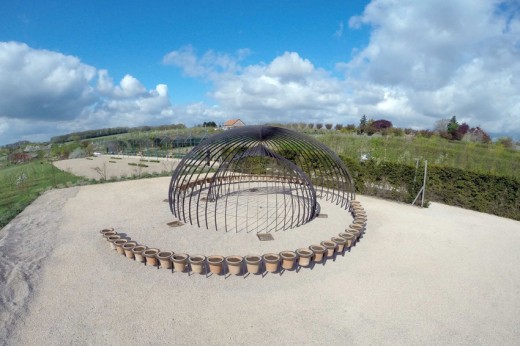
[1,175,520,345]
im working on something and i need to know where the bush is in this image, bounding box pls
[340,156,520,221]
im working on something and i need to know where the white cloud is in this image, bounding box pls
[2,0,520,144]
[209,52,355,124]
[163,45,250,79]
[0,41,96,121]
[0,42,183,145]
[344,0,520,134]
[160,0,520,137]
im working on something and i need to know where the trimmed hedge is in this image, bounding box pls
[341,156,520,221]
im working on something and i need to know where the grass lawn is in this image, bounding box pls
[0,161,85,228]
[317,133,520,179]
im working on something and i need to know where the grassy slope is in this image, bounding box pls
[317,132,520,179]
[0,161,84,228]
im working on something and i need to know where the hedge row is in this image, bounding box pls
[341,156,520,221]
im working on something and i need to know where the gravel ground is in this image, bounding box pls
[1,174,520,345]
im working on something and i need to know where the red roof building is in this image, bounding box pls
[223,119,245,130]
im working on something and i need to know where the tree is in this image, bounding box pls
[335,124,343,131]
[358,114,367,134]
[203,121,217,127]
[447,116,459,137]
[345,124,356,132]
[453,123,469,140]
[316,123,323,130]
[371,119,393,130]
[325,123,333,130]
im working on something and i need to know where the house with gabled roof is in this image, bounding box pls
[223,119,245,130]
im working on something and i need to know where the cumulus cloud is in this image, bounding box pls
[0,42,180,144]
[163,49,355,124]
[345,0,520,134]
[0,42,96,121]
[2,0,520,144]
[160,1,520,137]
[163,45,250,79]
[212,52,355,125]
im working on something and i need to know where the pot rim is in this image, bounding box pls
[309,244,326,253]
[320,241,336,249]
[157,251,173,259]
[225,255,243,264]
[132,245,147,253]
[245,255,261,264]
[331,237,347,244]
[102,231,116,238]
[114,239,128,246]
[172,253,188,262]
[107,235,121,242]
[99,228,115,234]
[296,248,313,257]
[207,255,224,264]
[189,255,206,264]
[122,242,137,249]
[339,232,354,239]
[263,253,280,263]
[143,248,159,257]
[279,251,297,260]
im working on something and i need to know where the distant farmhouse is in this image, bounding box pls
[223,119,245,130]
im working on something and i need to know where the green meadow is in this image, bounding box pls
[0,161,84,228]
[317,132,520,179]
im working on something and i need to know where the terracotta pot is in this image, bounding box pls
[279,251,297,270]
[107,235,121,250]
[354,216,367,224]
[309,245,326,262]
[331,237,347,253]
[102,232,116,242]
[321,241,336,258]
[354,212,367,219]
[157,251,173,269]
[225,256,243,275]
[102,231,116,239]
[349,223,364,232]
[353,215,367,222]
[350,201,361,211]
[189,255,206,274]
[132,245,147,263]
[245,255,262,274]
[100,228,115,236]
[122,242,137,259]
[172,253,188,272]
[296,248,313,267]
[114,239,128,255]
[338,233,355,247]
[143,248,159,266]
[345,229,360,243]
[263,253,280,273]
[207,255,224,275]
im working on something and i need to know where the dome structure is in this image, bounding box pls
[169,125,355,233]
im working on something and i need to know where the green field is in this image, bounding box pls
[1,126,519,228]
[317,132,520,179]
[0,161,85,228]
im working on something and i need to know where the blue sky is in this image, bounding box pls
[0,0,519,144]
